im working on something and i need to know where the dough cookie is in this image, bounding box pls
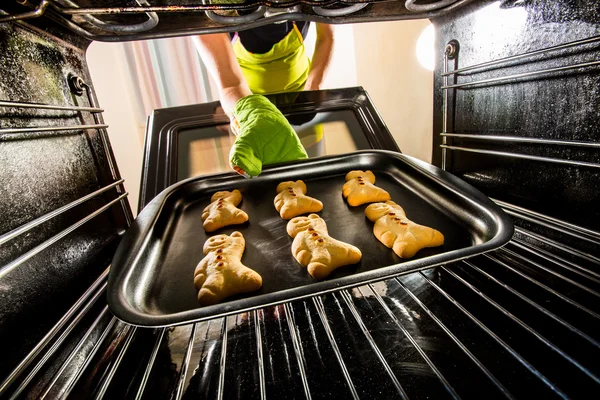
[201,190,249,232]
[342,170,391,206]
[287,214,362,280]
[274,180,323,220]
[194,231,262,306]
[365,201,444,258]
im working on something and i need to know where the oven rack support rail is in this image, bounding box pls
[1,202,599,398]
[0,77,133,276]
[0,0,469,41]
[0,72,135,397]
[440,34,600,172]
[0,86,133,231]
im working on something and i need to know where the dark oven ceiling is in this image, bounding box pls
[0,0,474,41]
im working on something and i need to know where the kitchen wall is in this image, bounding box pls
[86,19,433,214]
[353,19,434,163]
[87,41,145,213]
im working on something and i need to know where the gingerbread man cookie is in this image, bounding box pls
[274,180,323,220]
[194,231,262,306]
[365,201,444,258]
[287,214,362,280]
[342,170,391,206]
[201,190,249,232]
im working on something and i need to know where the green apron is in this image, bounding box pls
[233,24,310,94]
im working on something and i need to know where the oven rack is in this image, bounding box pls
[1,202,599,399]
[0,80,133,227]
[0,87,133,396]
[440,34,600,172]
[0,0,469,41]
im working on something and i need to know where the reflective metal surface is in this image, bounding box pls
[7,213,600,398]
[110,150,512,326]
[0,20,130,382]
[0,0,477,41]
[434,0,600,235]
[2,1,600,399]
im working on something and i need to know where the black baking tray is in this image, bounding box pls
[108,150,513,327]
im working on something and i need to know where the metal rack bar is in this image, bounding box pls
[419,271,569,399]
[0,193,128,279]
[463,260,600,348]
[81,82,133,227]
[440,144,600,170]
[509,240,600,282]
[283,303,312,400]
[254,309,266,400]
[0,0,49,23]
[36,309,115,400]
[441,60,600,90]
[217,317,228,400]
[441,43,452,170]
[313,3,369,17]
[0,100,103,113]
[482,253,600,320]
[59,0,158,34]
[313,297,360,400]
[393,278,515,399]
[0,179,124,247]
[493,199,600,242]
[405,0,458,12]
[54,2,324,14]
[498,247,600,298]
[506,210,600,246]
[174,324,197,400]
[134,328,166,400]
[94,325,137,400]
[515,227,600,266]
[0,0,476,41]
[440,133,600,148]
[1,270,108,395]
[339,290,409,400]
[60,319,124,399]
[442,266,600,384]
[204,5,265,24]
[0,124,108,135]
[368,284,460,399]
[442,35,600,76]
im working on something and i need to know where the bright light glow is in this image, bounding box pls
[472,2,527,54]
[416,24,435,71]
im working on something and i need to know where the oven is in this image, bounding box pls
[0,1,599,399]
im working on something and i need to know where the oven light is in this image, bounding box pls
[416,23,435,71]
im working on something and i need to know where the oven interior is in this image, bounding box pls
[0,0,599,398]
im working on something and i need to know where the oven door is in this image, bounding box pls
[138,87,399,209]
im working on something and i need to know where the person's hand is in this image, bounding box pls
[229,94,308,178]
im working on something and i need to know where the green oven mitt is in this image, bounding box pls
[229,94,308,178]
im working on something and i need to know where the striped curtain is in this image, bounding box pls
[121,36,232,176]
[122,36,217,115]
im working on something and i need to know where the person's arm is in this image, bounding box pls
[304,23,335,91]
[192,32,307,178]
[192,33,252,115]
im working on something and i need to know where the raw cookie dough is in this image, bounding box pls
[201,190,249,232]
[342,170,391,206]
[365,201,444,258]
[274,180,323,220]
[194,231,262,306]
[287,214,362,279]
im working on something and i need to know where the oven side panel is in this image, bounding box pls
[432,0,600,253]
[0,22,131,380]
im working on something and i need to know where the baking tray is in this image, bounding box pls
[108,150,513,327]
